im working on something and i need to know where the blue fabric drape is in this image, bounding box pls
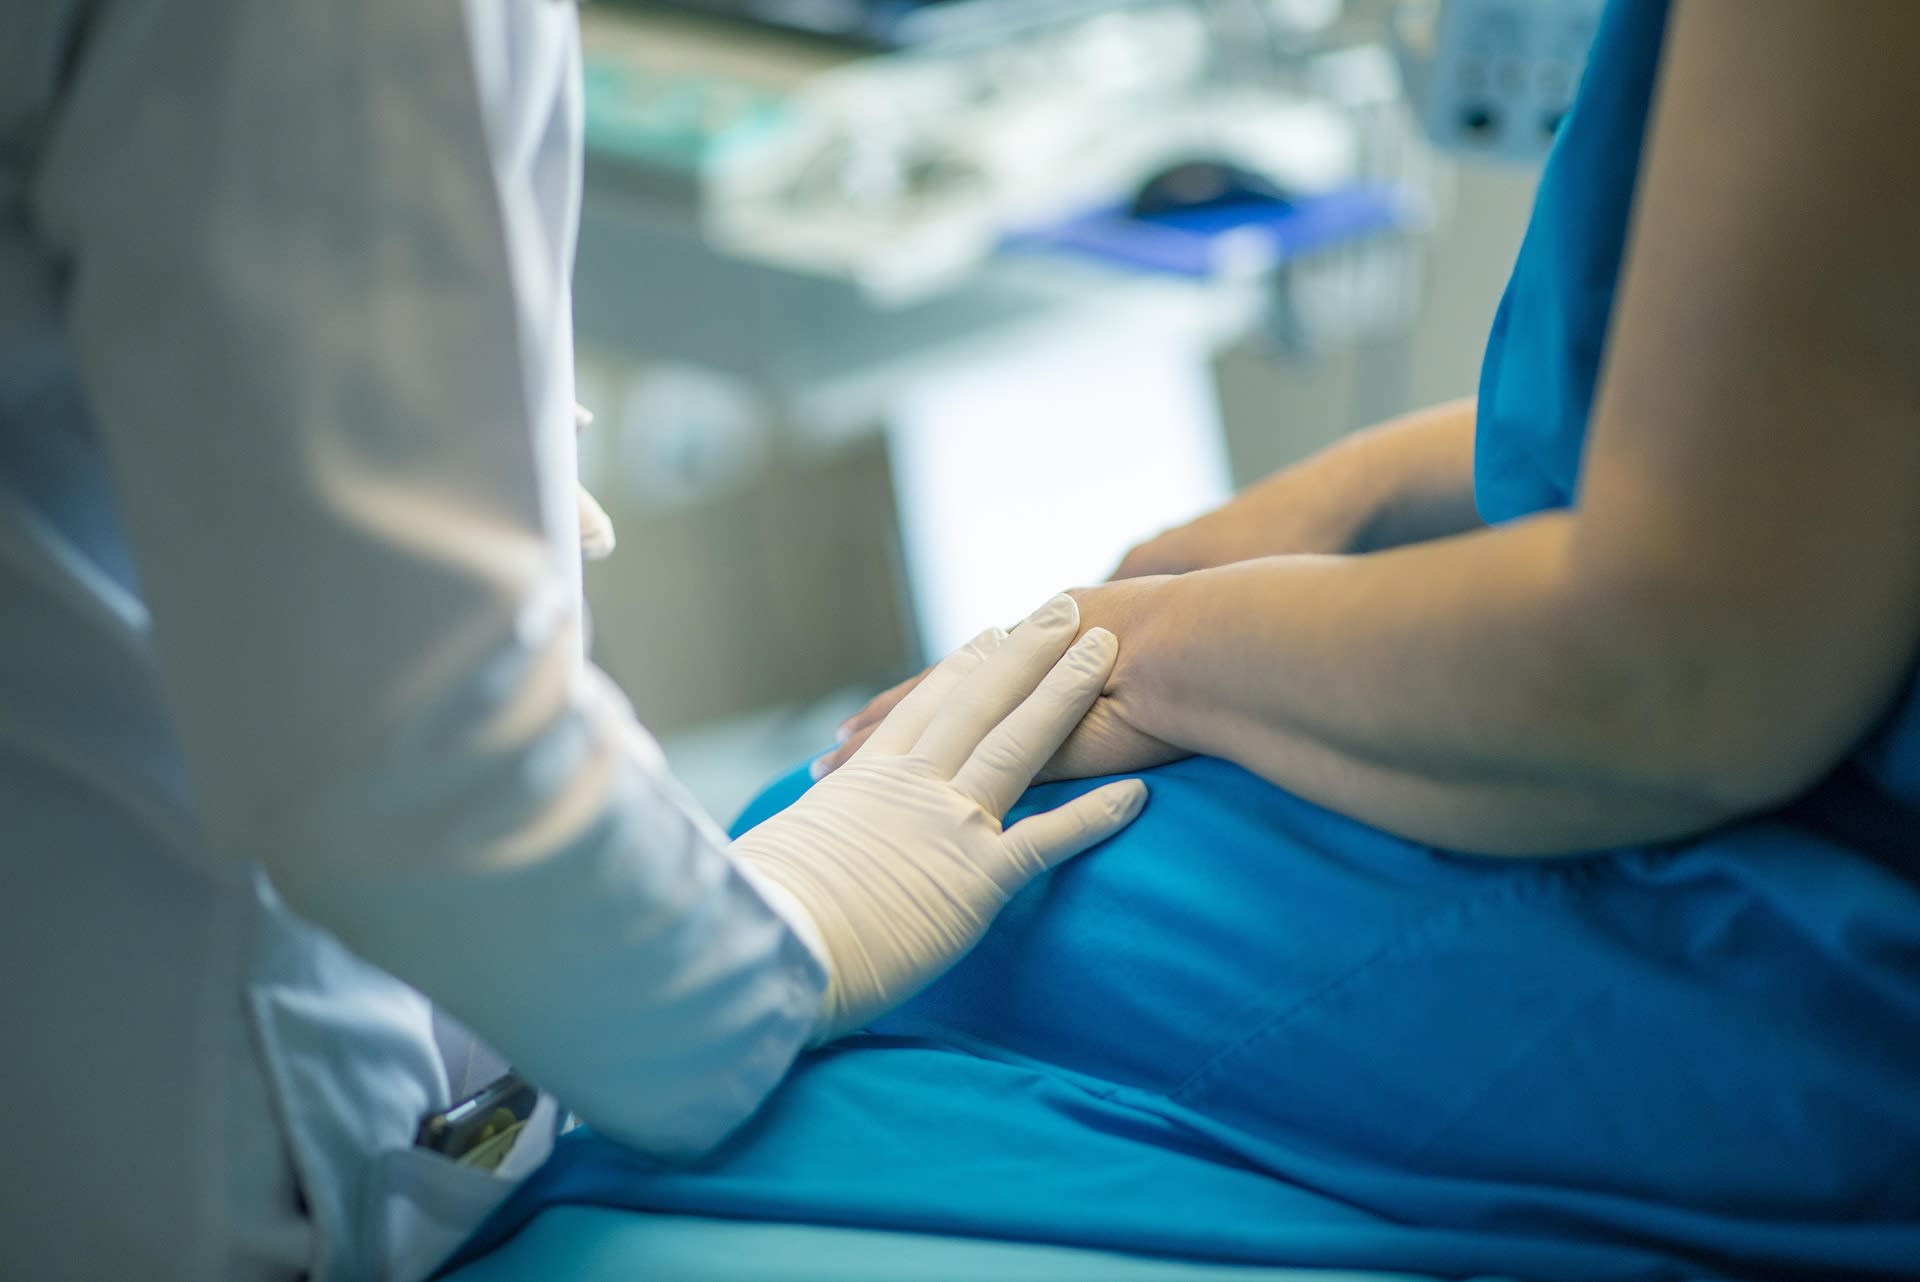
[449,755,1920,1280]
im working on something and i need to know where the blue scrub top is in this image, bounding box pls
[1477,0,1920,855]
[1474,0,1670,525]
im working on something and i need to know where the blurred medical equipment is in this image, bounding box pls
[584,1,1592,297]
[575,0,1597,709]
[1394,0,1605,161]
[593,0,1420,313]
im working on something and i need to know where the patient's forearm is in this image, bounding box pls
[1112,400,1483,581]
[1340,399,1485,553]
[1124,516,1765,854]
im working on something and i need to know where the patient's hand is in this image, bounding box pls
[1038,579,1187,780]
[1115,398,1482,578]
[822,580,1188,784]
[1037,688,1186,782]
[1111,466,1352,579]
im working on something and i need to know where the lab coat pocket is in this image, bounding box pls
[368,1094,559,1282]
[241,878,551,1282]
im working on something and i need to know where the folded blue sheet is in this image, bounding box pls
[446,756,1920,1282]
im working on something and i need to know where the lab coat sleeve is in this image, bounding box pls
[31,0,823,1156]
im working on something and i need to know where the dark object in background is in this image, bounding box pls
[1128,157,1294,221]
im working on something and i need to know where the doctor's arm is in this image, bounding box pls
[1077,0,1920,854]
[35,0,822,1155]
[37,0,1136,1155]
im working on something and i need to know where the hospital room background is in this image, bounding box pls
[569,0,1551,823]
[16,3,1920,1280]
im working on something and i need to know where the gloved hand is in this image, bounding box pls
[816,581,1187,785]
[731,594,1149,1044]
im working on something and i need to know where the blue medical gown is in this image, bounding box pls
[449,2,1920,1278]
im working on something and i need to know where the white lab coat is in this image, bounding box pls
[0,3,824,1280]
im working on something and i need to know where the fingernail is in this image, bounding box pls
[1117,780,1148,821]
[1029,593,1077,628]
[809,756,831,780]
[833,723,852,744]
[968,626,1008,654]
[1075,627,1116,653]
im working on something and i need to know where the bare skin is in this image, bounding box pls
[827,401,1484,781]
[1111,397,1483,579]
[830,2,1920,855]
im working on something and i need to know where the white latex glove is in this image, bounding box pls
[576,402,617,561]
[577,485,617,561]
[732,593,1149,1044]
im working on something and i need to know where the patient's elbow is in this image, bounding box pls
[1678,736,1832,824]
[1561,606,1877,830]
[1610,655,1876,826]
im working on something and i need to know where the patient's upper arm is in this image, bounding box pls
[1566,0,1920,812]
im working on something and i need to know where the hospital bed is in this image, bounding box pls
[444,1207,1512,1282]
